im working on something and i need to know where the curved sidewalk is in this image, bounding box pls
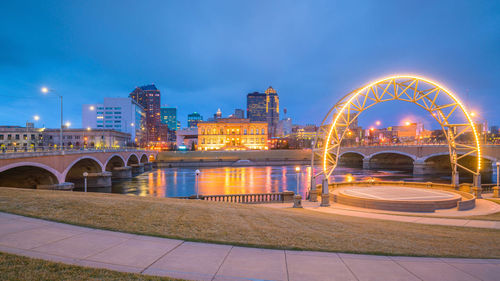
[0,212,499,281]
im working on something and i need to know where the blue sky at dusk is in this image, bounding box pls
[1,0,499,129]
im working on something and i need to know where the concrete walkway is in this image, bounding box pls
[1,212,499,281]
[261,200,500,230]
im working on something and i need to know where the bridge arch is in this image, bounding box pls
[313,75,481,187]
[104,154,126,172]
[368,151,415,171]
[339,151,367,159]
[367,150,417,161]
[63,156,104,182]
[0,162,61,188]
[148,153,157,162]
[126,153,139,166]
[140,153,148,163]
[338,151,366,168]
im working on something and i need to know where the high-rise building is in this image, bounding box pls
[265,86,280,137]
[213,108,222,120]
[160,107,177,131]
[129,84,161,144]
[246,86,280,137]
[82,97,146,146]
[247,92,267,122]
[188,112,203,128]
[231,109,245,119]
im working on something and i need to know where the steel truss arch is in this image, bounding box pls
[311,75,481,188]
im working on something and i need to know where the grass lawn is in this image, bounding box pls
[0,252,180,281]
[0,188,499,258]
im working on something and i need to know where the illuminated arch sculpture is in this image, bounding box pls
[311,75,481,189]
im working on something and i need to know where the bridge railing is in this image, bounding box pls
[173,191,295,204]
[0,146,150,154]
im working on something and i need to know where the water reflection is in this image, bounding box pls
[110,165,460,198]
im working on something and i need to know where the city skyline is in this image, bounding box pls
[1,1,499,129]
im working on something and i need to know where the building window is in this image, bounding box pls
[261,138,264,144]
[250,129,253,135]
[201,138,205,144]
[0,135,3,140]
[31,134,35,140]
[261,128,265,134]
[220,128,224,134]
[244,129,247,135]
[23,134,27,140]
[15,135,19,140]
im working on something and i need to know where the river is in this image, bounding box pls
[102,165,485,198]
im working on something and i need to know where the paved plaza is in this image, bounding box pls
[1,212,499,281]
[340,186,458,201]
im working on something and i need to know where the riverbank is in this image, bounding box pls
[155,149,314,167]
[0,188,499,258]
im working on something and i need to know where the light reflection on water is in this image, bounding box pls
[110,166,456,198]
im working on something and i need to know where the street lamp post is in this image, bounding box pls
[195,169,200,199]
[83,172,88,193]
[293,166,302,208]
[41,87,63,150]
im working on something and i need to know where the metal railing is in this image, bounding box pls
[173,192,293,203]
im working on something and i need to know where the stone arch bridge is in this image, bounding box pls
[0,149,157,189]
[337,144,500,180]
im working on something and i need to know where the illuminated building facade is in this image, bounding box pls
[160,107,177,131]
[197,118,268,150]
[129,84,161,144]
[188,112,203,128]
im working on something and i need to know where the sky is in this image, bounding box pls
[0,0,499,129]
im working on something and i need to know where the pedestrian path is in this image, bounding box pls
[0,212,499,281]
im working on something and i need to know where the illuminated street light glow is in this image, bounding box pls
[405,121,411,126]
[65,121,71,127]
[33,115,40,121]
[89,106,95,110]
[41,87,49,93]
[375,121,381,126]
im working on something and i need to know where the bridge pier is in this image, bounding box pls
[362,158,371,169]
[412,159,431,175]
[143,162,153,171]
[72,172,112,188]
[112,166,132,179]
[130,163,144,174]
